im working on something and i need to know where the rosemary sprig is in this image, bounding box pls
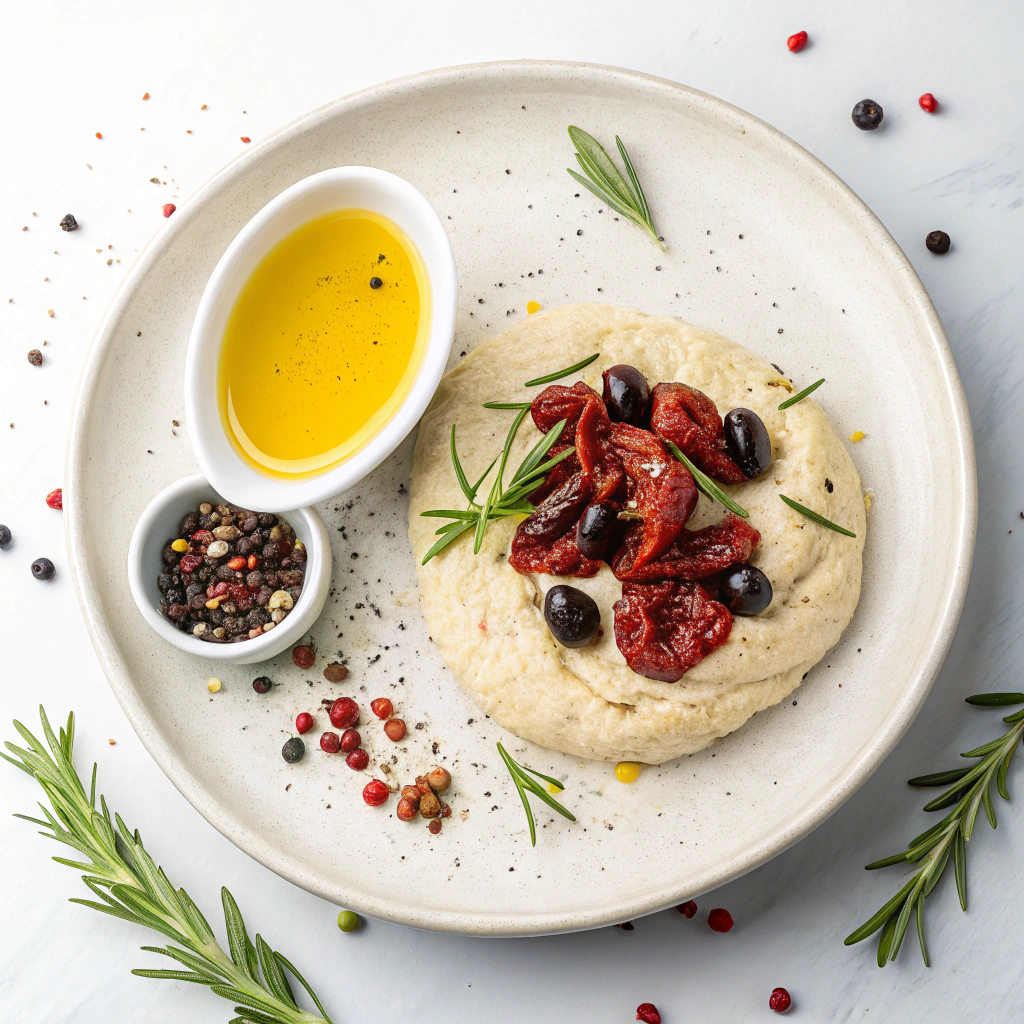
[845,694,1024,967]
[778,494,856,537]
[567,126,664,250]
[1,707,331,1024]
[496,742,576,847]
[665,440,749,519]
[778,378,825,410]
[419,419,574,564]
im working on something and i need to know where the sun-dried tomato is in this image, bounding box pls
[522,444,579,505]
[509,526,603,577]
[530,381,600,436]
[649,382,745,484]
[577,397,623,502]
[613,513,760,583]
[613,580,733,681]
[520,473,591,539]
[608,423,697,577]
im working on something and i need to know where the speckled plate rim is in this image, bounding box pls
[65,60,977,936]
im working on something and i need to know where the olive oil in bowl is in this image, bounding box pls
[218,209,429,477]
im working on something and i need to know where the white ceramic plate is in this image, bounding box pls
[66,61,976,936]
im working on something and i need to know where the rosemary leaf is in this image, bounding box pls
[778,494,856,537]
[778,378,825,410]
[966,692,1024,706]
[482,401,532,410]
[665,441,749,518]
[524,353,601,388]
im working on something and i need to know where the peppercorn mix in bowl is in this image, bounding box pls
[128,474,331,664]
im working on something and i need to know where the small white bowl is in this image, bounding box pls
[184,166,457,511]
[127,474,332,664]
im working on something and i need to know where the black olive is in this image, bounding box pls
[543,585,601,648]
[720,564,773,616]
[602,364,651,425]
[724,408,772,478]
[281,737,305,763]
[31,557,55,581]
[576,502,617,559]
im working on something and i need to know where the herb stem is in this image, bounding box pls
[779,494,856,537]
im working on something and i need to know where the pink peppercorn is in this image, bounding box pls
[919,92,939,113]
[362,779,389,806]
[676,900,697,918]
[240,136,251,143]
[45,488,63,510]
[292,645,315,669]
[786,30,808,52]
[346,748,369,771]
[340,728,361,753]
[319,731,340,754]
[162,203,176,218]
[769,988,792,1013]
[329,697,359,729]
[370,697,393,719]
[708,908,734,932]
[636,1004,661,1024]
[295,713,314,734]
[383,718,406,741]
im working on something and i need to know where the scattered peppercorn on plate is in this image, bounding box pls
[66,61,974,934]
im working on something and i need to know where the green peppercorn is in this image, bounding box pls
[337,910,359,932]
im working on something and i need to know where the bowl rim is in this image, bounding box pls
[66,59,978,935]
[184,165,458,512]
[125,473,331,662]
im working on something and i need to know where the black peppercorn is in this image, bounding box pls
[926,230,951,254]
[851,99,884,130]
[369,276,382,289]
[27,349,43,367]
[59,214,79,231]
[281,737,305,763]
[0,524,11,549]
[252,676,273,694]
[31,557,56,581]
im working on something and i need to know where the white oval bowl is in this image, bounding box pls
[127,474,332,665]
[184,166,457,512]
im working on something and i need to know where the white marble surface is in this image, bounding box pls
[1,1,1020,1020]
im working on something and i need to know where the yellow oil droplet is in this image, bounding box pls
[615,761,642,784]
[526,300,542,315]
[849,430,865,442]
[207,678,222,693]
[547,781,564,794]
